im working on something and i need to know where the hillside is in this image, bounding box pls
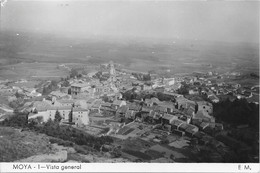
[0,127,51,161]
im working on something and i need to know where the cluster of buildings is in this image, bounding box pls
[174,71,258,104]
[27,61,126,127]
[0,61,258,162]
[28,98,90,127]
[3,62,226,134]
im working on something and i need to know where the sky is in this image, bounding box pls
[1,0,259,43]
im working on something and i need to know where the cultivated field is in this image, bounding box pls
[0,31,258,80]
[0,62,69,81]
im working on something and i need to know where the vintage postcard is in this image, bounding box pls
[0,0,259,172]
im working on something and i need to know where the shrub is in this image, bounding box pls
[74,145,89,155]
[54,110,62,122]
[49,138,74,147]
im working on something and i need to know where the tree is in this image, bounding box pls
[177,86,189,95]
[68,110,73,123]
[2,112,28,127]
[77,74,82,78]
[9,98,24,109]
[195,103,198,113]
[143,73,151,81]
[175,102,178,109]
[42,87,48,95]
[54,110,62,122]
[61,80,70,87]
[70,69,78,78]
[15,91,23,98]
[102,95,109,102]
[51,80,58,87]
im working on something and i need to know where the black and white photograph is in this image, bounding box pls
[0,0,259,172]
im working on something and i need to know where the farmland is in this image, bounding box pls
[0,62,69,81]
[0,31,258,81]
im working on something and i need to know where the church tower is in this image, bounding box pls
[109,61,116,82]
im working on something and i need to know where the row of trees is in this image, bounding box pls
[33,119,113,150]
[0,111,114,151]
[122,89,175,102]
[69,69,82,79]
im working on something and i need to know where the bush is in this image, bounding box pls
[74,145,90,155]
[49,138,74,147]
[1,113,28,128]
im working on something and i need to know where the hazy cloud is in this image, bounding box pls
[1,0,259,43]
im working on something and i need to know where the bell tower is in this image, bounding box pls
[109,61,116,82]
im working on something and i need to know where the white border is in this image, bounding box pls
[0,163,259,172]
[0,1,259,173]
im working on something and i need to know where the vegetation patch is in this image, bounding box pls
[122,149,151,161]
[1,113,114,152]
[49,137,74,147]
[144,149,164,159]
[213,98,259,131]
[0,127,51,162]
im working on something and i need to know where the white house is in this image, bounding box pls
[29,106,90,127]
[73,107,90,127]
[47,106,72,121]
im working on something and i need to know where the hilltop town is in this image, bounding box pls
[0,61,259,163]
